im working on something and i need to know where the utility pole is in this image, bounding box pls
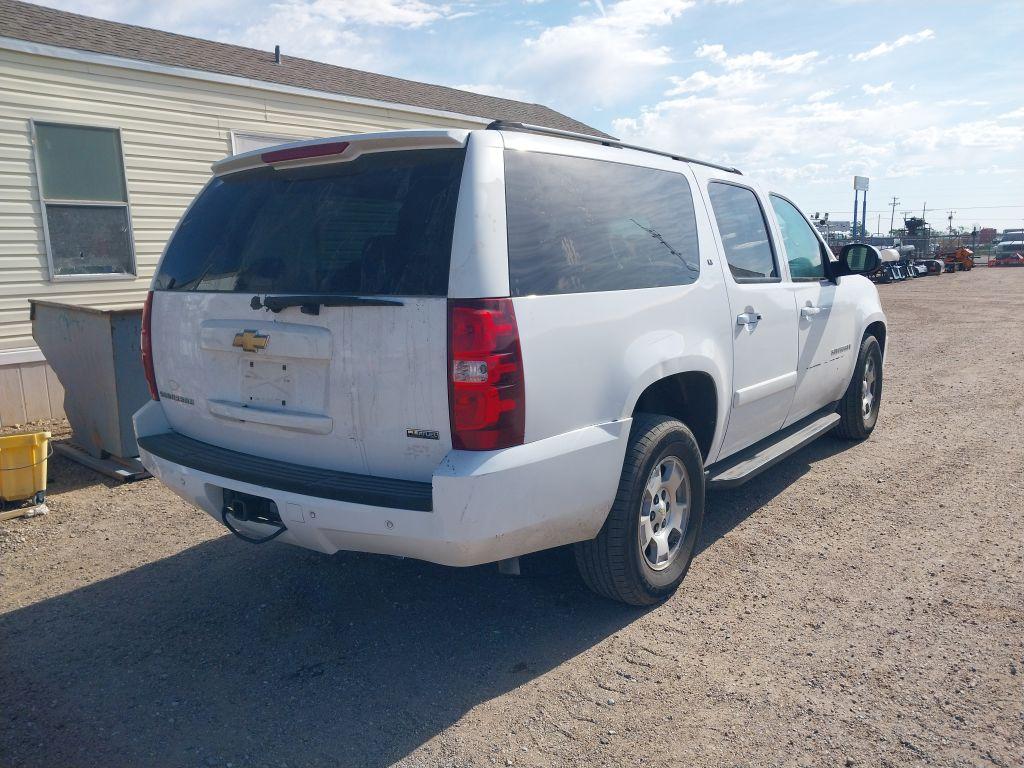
[948,211,955,234]
[889,196,900,237]
[922,203,929,253]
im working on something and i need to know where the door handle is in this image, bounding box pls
[736,311,762,326]
[800,306,822,318]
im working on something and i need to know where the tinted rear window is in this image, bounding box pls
[154,148,465,295]
[504,152,699,296]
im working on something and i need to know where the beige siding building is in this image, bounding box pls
[0,0,598,427]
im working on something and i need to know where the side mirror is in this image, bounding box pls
[836,243,881,276]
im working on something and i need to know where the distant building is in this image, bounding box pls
[811,217,852,237]
[978,228,997,244]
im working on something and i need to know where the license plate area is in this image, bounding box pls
[241,359,295,407]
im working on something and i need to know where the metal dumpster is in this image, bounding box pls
[30,299,148,459]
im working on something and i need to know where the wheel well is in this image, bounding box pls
[632,372,717,461]
[865,321,887,354]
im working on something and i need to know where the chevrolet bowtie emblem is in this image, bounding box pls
[232,329,269,353]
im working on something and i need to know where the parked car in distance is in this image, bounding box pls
[135,123,887,605]
[989,241,1024,267]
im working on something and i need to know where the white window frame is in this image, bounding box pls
[29,118,138,283]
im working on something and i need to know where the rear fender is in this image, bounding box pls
[621,332,729,464]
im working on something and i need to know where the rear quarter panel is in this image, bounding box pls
[514,281,732,446]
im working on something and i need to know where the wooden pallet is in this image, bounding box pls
[0,503,48,522]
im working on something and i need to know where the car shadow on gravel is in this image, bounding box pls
[0,535,642,768]
[1,436,857,768]
[699,435,857,555]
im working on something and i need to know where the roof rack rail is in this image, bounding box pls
[485,120,742,175]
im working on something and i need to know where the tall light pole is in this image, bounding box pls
[862,191,868,238]
[852,191,859,241]
[854,176,869,240]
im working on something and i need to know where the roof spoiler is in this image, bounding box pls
[211,130,469,176]
[486,120,742,175]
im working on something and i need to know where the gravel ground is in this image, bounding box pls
[1,268,1022,768]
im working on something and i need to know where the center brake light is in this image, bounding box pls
[260,141,350,164]
[448,299,525,451]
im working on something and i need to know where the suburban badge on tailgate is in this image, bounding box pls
[233,329,269,353]
[406,428,440,440]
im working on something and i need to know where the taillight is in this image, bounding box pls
[448,298,525,451]
[141,290,159,401]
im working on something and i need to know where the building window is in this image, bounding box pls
[31,121,136,279]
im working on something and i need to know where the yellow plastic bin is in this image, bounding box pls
[0,431,50,504]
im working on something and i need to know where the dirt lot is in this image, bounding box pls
[1,268,1022,768]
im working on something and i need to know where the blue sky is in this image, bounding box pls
[39,0,1024,232]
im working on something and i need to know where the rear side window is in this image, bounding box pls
[707,182,778,281]
[154,148,465,295]
[504,152,700,296]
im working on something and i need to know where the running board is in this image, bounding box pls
[706,411,840,490]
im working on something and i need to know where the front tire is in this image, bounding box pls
[574,415,705,606]
[834,334,883,440]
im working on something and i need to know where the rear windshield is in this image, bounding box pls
[153,148,465,295]
[504,151,700,296]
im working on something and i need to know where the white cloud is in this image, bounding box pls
[453,83,529,100]
[612,89,1024,199]
[231,0,463,69]
[695,43,819,73]
[850,28,934,61]
[281,0,456,28]
[662,42,821,101]
[666,69,764,95]
[807,88,835,102]
[516,0,696,108]
[937,98,990,107]
[862,81,894,95]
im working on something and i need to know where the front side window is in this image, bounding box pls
[504,152,700,296]
[32,122,135,278]
[770,195,827,281]
[707,182,777,281]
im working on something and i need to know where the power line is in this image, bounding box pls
[819,204,1024,215]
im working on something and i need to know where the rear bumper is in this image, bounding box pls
[134,401,629,567]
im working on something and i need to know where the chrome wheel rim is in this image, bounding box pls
[861,356,878,420]
[638,456,690,571]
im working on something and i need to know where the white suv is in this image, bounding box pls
[135,122,886,605]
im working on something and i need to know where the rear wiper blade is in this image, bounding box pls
[251,294,405,314]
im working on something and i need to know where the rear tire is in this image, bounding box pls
[574,415,705,606]
[834,335,882,440]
